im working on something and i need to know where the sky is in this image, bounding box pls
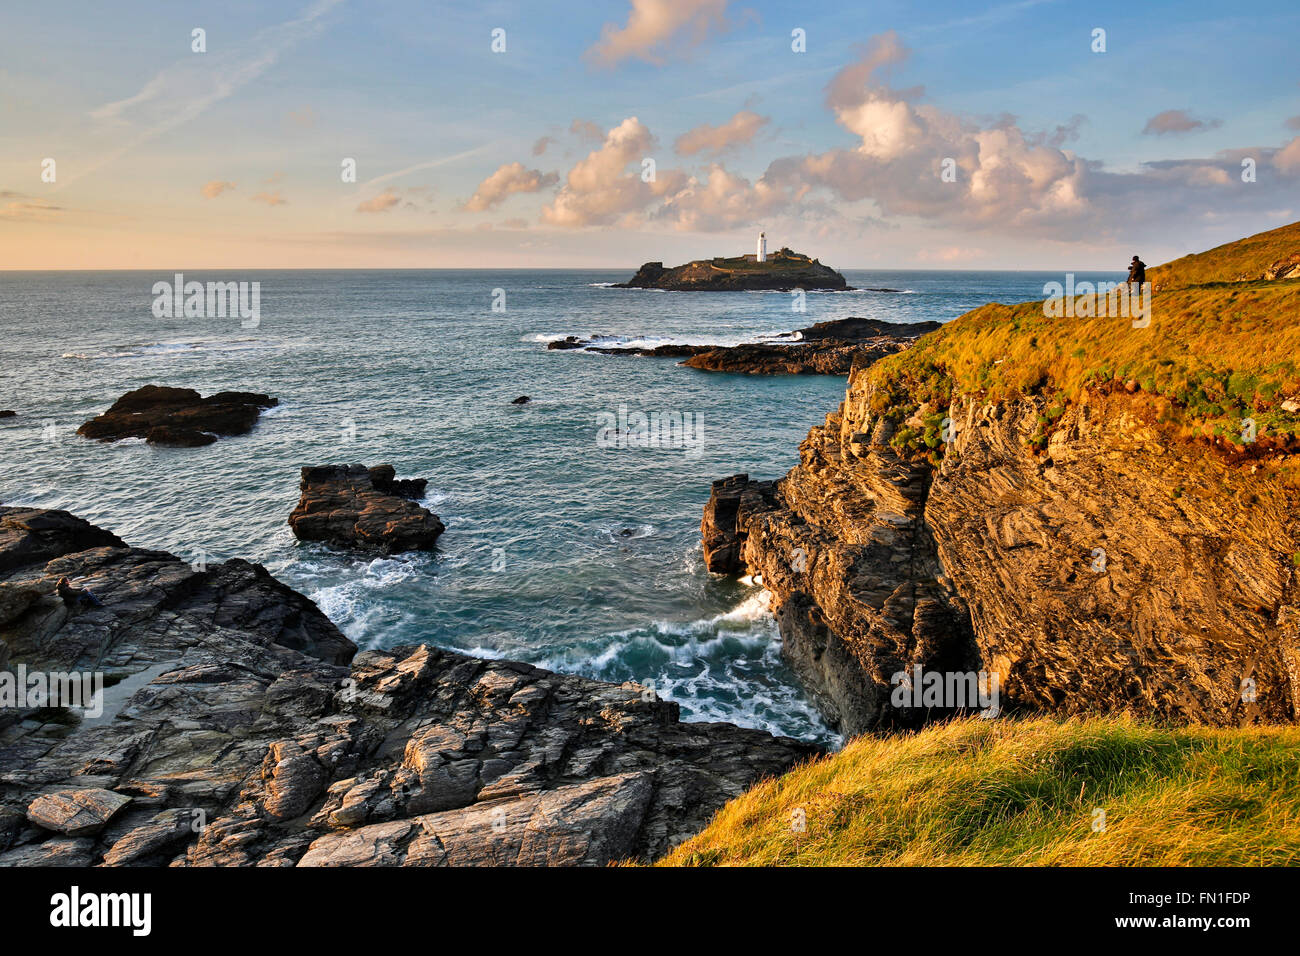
[1,0,1298,270]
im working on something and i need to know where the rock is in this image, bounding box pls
[616,249,850,291]
[707,373,1300,736]
[288,464,444,553]
[27,789,132,836]
[0,507,818,867]
[510,396,531,405]
[551,317,940,376]
[701,475,777,573]
[0,411,15,419]
[77,385,277,444]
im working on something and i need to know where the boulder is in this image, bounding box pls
[27,789,131,836]
[288,464,444,553]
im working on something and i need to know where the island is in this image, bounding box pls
[615,233,851,291]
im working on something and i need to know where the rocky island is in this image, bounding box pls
[616,244,850,292]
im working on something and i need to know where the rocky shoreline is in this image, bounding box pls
[288,464,445,553]
[0,507,816,867]
[549,317,941,375]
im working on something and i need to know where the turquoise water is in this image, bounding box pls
[0,268,1121,743]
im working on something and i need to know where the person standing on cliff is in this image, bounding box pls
[1127,255,1147,287]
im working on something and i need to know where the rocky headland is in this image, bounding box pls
[616,248,849,292]
[703,223,1300,737]
[0,506,816,866]
[288,464,445,554]
[549,317,941,376]
[77,385,277,447]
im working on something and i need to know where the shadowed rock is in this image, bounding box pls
[77,385,277,446]
[0,507,818,867]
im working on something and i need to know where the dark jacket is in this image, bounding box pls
[1128,259,1146,283]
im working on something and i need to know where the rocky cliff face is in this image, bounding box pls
[0,508,815,866]
[704,370,1300,736]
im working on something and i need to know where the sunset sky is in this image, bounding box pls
[2,0,1298,270]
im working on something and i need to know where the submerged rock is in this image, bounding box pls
[0,506,817,866]
[77,385,277,445]
[288,464,443,554]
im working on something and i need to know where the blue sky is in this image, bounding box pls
[2,0,1298,268]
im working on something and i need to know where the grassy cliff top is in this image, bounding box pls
[1150,219,1300,288]
[656,717,1300,866]
[867,222,1300,461]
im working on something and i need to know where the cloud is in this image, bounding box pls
[201,180,236,199]
[1286,115,1300,131]
[356,189,401,213]
[542,117,687,227]
[1275,137,1300,175]
[0,198,63,221]
[464,163,559,212]
[674,110,769,156]
[251,190,288,207]
[656,163,796,231]
[1142,109,1223,136]
[586,0,732,68]
[287,105,317,128]
[532,136,555,156]
[570,119,604,141]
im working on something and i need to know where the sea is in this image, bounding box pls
[0,268,1122,746]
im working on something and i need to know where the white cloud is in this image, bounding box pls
[464,163,558,211]
[200,180,236,199]
[586,0,732,68]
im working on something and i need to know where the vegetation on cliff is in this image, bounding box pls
[868,222,1300,470]
[658,717,1300,866]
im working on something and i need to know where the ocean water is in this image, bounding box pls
[0,268,1121,745]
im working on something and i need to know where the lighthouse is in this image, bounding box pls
[757,231,767,263]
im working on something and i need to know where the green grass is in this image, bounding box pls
[656,717,1300,866]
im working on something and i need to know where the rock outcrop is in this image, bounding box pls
[705,375,1300,736]
[77,385,277,446]
[550,317,941,376]
[287,464,445,554]
[0,507,816,867]
[616,249,849,291]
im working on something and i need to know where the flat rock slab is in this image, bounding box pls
[77,384,277,446]
[288,464,444,553]
[27,789,131,836]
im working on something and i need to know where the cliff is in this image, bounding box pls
[0,507,815,866]
[616,248,849,291]
[704,222,1300,737]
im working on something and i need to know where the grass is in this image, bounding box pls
[1149,219,1300,288]
[868,278,1300,467]
[656,717,1300,866]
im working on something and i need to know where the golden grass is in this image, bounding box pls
[656,717,1300,866]
[1149,219,1300,288]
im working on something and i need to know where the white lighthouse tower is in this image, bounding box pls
[757,231,767,263]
